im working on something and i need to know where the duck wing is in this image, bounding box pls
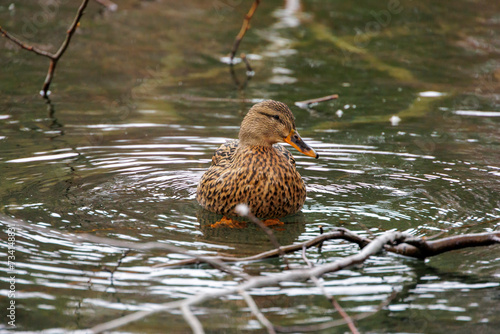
[212,139,239,166]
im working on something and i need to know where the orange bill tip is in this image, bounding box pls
[284,129,319,159]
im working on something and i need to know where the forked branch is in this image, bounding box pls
[89,230,410,333]
[158,229,500,268]
[0,0,90,98]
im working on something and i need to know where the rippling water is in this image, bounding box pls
[1,0,500,332]
[2,105,499,332]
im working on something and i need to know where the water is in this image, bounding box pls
[1,0,499,332]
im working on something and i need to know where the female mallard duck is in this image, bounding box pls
[196,100,318,218]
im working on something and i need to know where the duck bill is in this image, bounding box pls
[284,129,319,159]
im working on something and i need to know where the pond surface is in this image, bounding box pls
[1,0,500,332]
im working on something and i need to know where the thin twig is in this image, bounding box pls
[155,228,369,268]
[302,245,360,334]
[228,0,260,89]
[42,0,90,97]
[239,290,276,334]
[157,229,500,268]
[328,298,359,334]
[301,244,313,268]
[54,0,89,60]
[2,213,498,333]
[229,61,253,90]
[181,304,205,334]
[230,0,261,63]
[235,52,255,89]
[103,249,131,275]
[235,204,292,269]
[0,27,53,58]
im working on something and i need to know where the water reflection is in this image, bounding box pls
[196,209,306,251]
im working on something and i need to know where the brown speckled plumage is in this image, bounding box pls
[196,100,318,218]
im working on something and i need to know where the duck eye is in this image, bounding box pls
[272,115,280,121]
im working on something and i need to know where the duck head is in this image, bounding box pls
[239,100,319,159]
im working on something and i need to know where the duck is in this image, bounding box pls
[196,100,318,219]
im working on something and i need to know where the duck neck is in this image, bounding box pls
[239,129,276,148]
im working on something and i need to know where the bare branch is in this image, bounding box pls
[0,27,53,58]
[230,0,261,62]
[181,304,205,334]
[239,290,276,334]
[55,0,90,59]
[2,213,498,333]
[88,231,408,333]
[0,0,90,98]
[386,231,500,259]
[295,94,339,109]
[302,245,360,334]
[235,204,291,269]
[41,0,90,97]
[157,229,500,268]
[155,228,369,268]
